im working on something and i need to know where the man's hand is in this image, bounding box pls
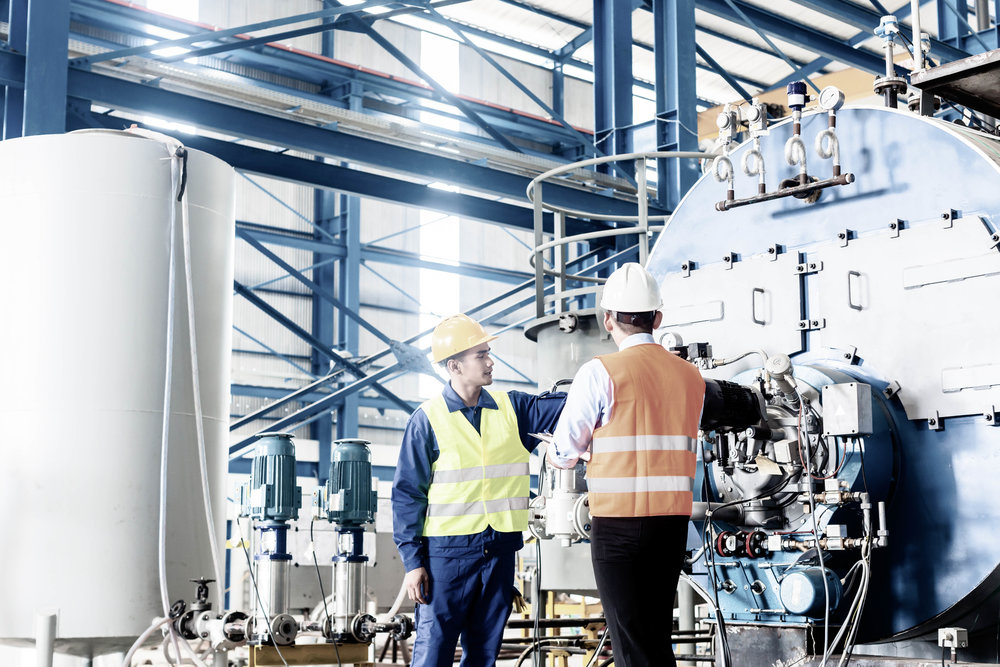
[404,567,430,605]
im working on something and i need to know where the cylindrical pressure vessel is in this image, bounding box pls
[0,130,235,656]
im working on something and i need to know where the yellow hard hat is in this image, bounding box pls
[431,314,498,363]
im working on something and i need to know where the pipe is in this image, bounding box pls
[506,617,606,629]
[911,0,924,72]
[678,581,696,667]
[34,612,56,667]
[976,0,990,31]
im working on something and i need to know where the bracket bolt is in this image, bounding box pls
[929,418,937,425]
[889,222,898,229]
[681,263,689,271]
[768,246,776,253]
[838,232,846,239]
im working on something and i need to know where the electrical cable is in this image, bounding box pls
[699,439,732,667]
[533,537,542,667]
[800,400,831,667]
[532,455,548,667]
[237,515,291,667]
[310,517,342,667]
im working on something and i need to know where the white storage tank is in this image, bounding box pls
[0,130,235,657]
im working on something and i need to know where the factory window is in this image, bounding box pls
[418,32,461,399]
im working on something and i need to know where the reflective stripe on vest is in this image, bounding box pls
[422,390,529,536]
[588,344,705,517]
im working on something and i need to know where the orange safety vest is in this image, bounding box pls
[587,344,706,517]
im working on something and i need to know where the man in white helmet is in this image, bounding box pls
[392,314,565,667]
[548,262,706,667]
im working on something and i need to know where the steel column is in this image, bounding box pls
[337,175,361,442]
[313,182,337,480]
[593,0,633,175]
[3,0,25,140]
[654,0,699,210]
[23,0,68,135]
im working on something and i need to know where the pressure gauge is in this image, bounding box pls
[819,86,846,111]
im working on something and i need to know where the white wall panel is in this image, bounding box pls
[460,46,553,120]
[333,20,424,82]
[236,174,315,233]
[200,0,323,54]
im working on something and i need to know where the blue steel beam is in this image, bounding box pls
[426,6,596,152]
[71,1,397,66]
[232,222,535,283]
[696,0,894,75]
[328,0,520,153]
[555,28,593,61]
[2,0,25,140]
[68,0,767,137]
[68,1,591,154]
[764,0,927,93]
[232,384,420,413]
[22,0,69,135]
[233,280,414,415]
[58,66,662,221]
[695,43,752,103]
[63,98,625,233]
[593,0,635,172]
[791,0,969,62]
[655,0,699,210]
[722,0,821,93]
[230,364,404,458]
[938,0,992,52]
[236,229,398,349]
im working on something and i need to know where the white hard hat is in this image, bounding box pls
[599,262,662,312]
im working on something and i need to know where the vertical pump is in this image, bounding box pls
[240,432,302,645]
[315,439,379,643]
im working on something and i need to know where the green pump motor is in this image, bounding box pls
[324,439,378,527]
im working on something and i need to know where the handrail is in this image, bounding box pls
[530,150,714,318]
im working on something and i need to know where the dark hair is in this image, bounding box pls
[612,311,656,334]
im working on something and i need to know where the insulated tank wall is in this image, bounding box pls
[0,130,235,655]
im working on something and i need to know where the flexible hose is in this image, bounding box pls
[179,161,225,605]
[120,616,172,667]
[376,581,407,622]
[156,142,184,665]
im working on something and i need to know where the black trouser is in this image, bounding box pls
[590,515,690,667]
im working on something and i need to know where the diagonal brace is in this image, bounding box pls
[233,279,413,414]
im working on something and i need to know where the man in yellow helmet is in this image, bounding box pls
[391,314,565,667]
[548,263,706,667]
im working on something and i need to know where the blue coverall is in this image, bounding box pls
[392,382,565,667]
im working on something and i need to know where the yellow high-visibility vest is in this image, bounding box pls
[422,390,530,536]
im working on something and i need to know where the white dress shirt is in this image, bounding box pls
[549,333,658,468]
